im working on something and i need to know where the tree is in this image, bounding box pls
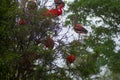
[0,0,20,79]
[0,0,71,80]
[0,0,120,80]
[66,0,120,79]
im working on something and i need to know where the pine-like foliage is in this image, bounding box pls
[0,0,71,80]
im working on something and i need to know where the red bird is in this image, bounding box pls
[43,36,54,49]
[67,54,75,63]
[74,24,88,34]
[18,19,26,25]
[45,8,62,17]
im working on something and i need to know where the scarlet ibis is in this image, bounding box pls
[18,19,26,25]
[43,36,54,49]
[74,24,88,34]
[45,8,62,17]
[67,54,75,63]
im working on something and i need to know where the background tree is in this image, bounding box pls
[66,0,120,79]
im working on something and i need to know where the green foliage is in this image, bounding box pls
[66,0,120,79]
[109,51,120,73]
[67,0,120,27]
[0,0,120,79]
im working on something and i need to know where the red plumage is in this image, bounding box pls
[45,8,62,17]
[74,24,88,34]
[43,36,54,49]
[18,19,26,25]
[67,54,75,63]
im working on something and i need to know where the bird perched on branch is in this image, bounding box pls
[74,24,88,34]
